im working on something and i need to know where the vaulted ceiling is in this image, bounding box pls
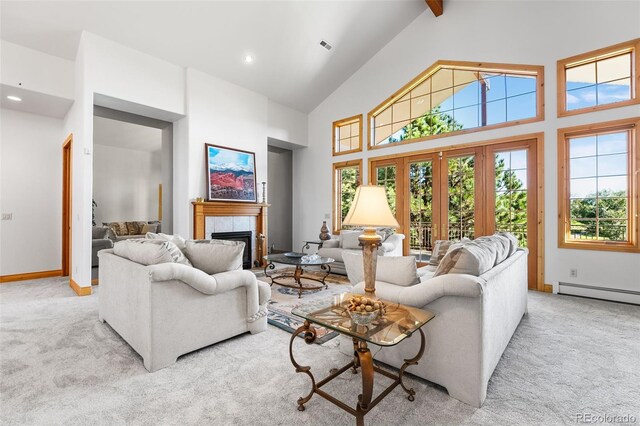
[0,1,428,112]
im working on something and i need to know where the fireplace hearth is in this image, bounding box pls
[211,231,252,269]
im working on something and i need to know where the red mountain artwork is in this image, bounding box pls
[206,146,256,201]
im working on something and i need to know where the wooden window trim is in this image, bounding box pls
[557,39,640,118]
[333,114,363,156]
[367,60,545,151]
[332,159,362,233]
[557,117,640,253]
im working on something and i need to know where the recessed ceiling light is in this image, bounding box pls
[244,55,254,64]
[7,95,22,102]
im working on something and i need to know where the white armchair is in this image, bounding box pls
[98,249,270,372]
[317,232,405,275]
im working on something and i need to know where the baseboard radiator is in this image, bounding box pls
[558,282,640,305]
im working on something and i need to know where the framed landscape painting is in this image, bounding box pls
[205,144,257,202]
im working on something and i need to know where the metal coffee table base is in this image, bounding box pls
[289,320,426,426]
[263,262,331,298]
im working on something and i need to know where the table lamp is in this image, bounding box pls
[342,185,400,297]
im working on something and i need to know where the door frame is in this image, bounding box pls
[62,134,72,277]
[367,132,545,291]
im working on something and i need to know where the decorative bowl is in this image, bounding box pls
[348,309,380,326]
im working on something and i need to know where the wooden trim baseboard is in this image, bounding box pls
[0,269,63,283]
[70,278,92,296]
[544,284,553,293]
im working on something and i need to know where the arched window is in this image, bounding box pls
[368,61,544,149]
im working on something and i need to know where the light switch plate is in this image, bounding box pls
[2,213,13,220]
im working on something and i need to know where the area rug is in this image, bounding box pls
[256,268,352,344]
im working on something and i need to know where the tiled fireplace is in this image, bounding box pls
[192,201,269,267]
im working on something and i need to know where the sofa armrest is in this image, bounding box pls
[92,238,114,250]
[353,273,485,308]
[147,263,257,296]
[322,238,340,248]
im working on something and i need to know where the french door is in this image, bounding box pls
[370,137,540,289]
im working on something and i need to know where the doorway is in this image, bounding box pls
[369,135,542,290]
[267,145,293,253]
[62,134,72,277]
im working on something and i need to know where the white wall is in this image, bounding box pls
[92,144,162,224]
[0,40,74,99]
[295,1,640,293]
[0,109,63,275]
[267,99,308,147]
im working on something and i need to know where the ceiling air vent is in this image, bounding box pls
[320,40,333,51]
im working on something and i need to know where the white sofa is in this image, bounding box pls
[340,247,528,407]
[317,231,405,275]
[98,249,270,372]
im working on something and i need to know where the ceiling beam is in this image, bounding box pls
[425,0,443,17]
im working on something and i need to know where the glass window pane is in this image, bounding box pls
[598,175,627,196]
[486,99,506,125]
[453,81,479,109]
[567,85,597,110]
[597,78,631,105]
[597,54,631,83]
[392,120,410,134]
[506,75,536,97]
[392,100,410,123]
[432,68,453,92]
[570,220,597,240]
[598,197,627,219]
[376,107,392,126]
[374,125,392,145]
[598,220,627,241]
[571,198,596,219]
[350,122,359,137]
[495,152,510,169]
[511,150,527,169]
[598,153,627,177]
[570,177,597,198]
[411,95,431,119]
[484,74,506,102]
[453,105,479,129]
[411,78,430,98]
[513,170,527,190]
[566,63,596,89]
[597,132,627,155]
[454,69,478,86]
[506,92,536,121]
[340,124,351,138]
[339,139,351,152]
[570,157,597,178]
[432,88,454,111]
[570,136,597,158]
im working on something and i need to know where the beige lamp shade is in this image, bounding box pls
[343,185,400,228]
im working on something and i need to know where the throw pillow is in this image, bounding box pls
[184,240,245,274]
[145,232,187,251]
[340,230,362,249]
[141,223,159,234]
[428,240,454,266]
[114,239,192,266]
[343,252,419,287]
[434,240,496,277]
[125,221,141,235]
[496,232,519,256]
[104,222,128,236]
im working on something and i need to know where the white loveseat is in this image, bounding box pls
[340,239,528,407]
[98,249,270,372]
[317,230,405,275]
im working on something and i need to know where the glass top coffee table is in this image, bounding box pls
[263,253,335,298]
[289,292,435,426]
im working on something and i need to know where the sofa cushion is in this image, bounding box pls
[340,230,361,249]
[343,252,419,287]
[317,247,355,263]
[184,240,244,274]
[145,232,187,251]
[104,221,128,236]
[114,239,191,266]
[476,234,510,265]
[434,240,497,277]
[92,226,109,240]
[140,223,159,234]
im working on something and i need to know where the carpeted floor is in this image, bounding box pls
[1,277,639,425]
